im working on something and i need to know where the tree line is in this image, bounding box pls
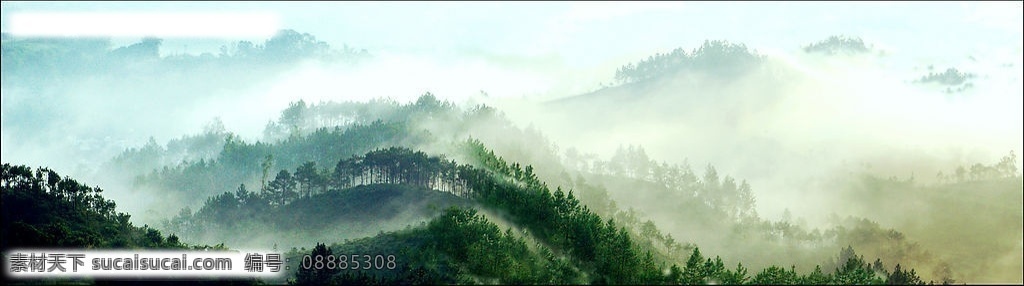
[614,40,765,85]
[803,35,871,55]
[935,151,1018,183]
[258,147,474,208]
[566,144,757,222]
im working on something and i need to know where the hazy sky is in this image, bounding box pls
[3,1,1020,70]
[2,1,1021,168]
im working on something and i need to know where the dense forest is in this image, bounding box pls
[1,163,185,249]
[13,86,1017,283]
[2,139,936,284]
[104,91,988,284]
[0,163,259,285]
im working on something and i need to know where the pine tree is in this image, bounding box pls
[295,242,338,285]
[682,247,706,284]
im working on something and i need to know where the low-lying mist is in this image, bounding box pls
[0,32,568,219]
[495,44,1020,216]
[3,24,1021,283]
[487,42,1022,282]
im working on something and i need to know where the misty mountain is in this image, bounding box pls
[1,29,370,176]
[160,146,476,249]
[8,85,1017,283]
[547,39,783,118]
[503,36,1021,282]
[3,7,1020,283]
[610,40,766,85]
[97,90,1001,283]
[0,149,959,285]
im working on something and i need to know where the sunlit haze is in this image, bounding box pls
[2,1,1021,284]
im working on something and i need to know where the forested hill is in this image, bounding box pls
[612,40,765,86]
[7,85,981,282]
[161,147,476,249]
[104,93,552,220]
[90,91,965,284]
[531,34,1020,283]
[1,163,201,250]
[0,163,269,286]
[160,142,928,284]
[548,40,767,109]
